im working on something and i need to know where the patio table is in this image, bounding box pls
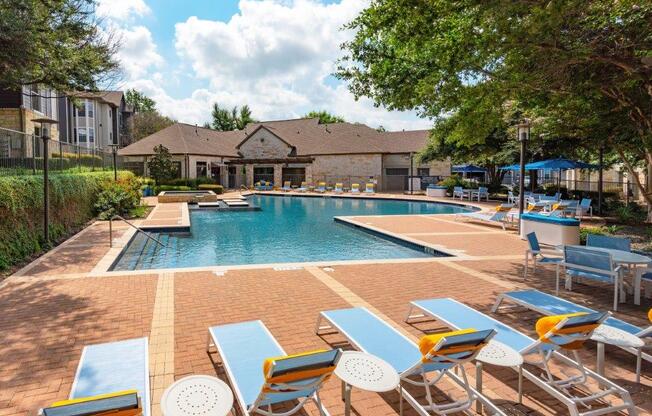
[463,189,477,200]
[559,245,652,305]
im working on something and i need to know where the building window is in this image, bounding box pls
[88,127,95,144]
[78,128,87,143]
[87,101,94,117]
[77,102,86,117]
[254,166,275,183]
[385,168,409,176]
[196,161,208,177]
[30,85,42,113]
[417,168,430,176]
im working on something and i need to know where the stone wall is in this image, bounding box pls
[0,109,21,131]
[311,154,382,187]
[239,128,291,159]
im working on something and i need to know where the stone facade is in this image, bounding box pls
[311,154,383,187]
[238,128,291,159]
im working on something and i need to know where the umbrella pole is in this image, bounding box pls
[558,168,561,193]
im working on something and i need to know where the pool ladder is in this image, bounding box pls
[109,215,166,248]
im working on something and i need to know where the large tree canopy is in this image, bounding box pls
[211,103,257,131]
[0,0,119,91]
[304,110,345,124]
[339,0,652,218]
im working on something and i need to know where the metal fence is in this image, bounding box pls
[501,176,632,196]
[0,127,125,176]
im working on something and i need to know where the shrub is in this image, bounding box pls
[0,171,136,271]
[156,185,192,192]
[611,203,646,225]
[160,177,217,188]
[94,181,141,220]
[197,184,224,193]
[437,175,473,194]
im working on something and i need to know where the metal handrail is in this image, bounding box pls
[109,215,166,248]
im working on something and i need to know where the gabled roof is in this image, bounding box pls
[118,118,432,157]
[118,123,243,157]
[70,91,124,107]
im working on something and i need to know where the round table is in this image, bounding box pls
[591,324,645,379]
[562,245,651,304]
[161,375,233,416]
[473,340,524,411]
[334,351,400,416]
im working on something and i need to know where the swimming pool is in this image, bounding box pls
[111,195,473,270]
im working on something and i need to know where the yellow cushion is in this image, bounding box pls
[263,350,336,385]
[50,390,138,408]
[648,308,652,323]
[418,328,480,362]
[535,313,598,350]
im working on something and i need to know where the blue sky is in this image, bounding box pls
[99,0,431,130]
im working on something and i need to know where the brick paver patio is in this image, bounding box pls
[0,192,650,416]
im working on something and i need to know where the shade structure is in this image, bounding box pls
[525,157,596,171]
[500,164,521,171]
[452,164,487,173]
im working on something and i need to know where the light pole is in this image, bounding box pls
[109,144,118,181]
[32,116,59,245]
[517,119,531,232]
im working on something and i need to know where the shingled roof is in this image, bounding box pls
[70,91,124,107]
[118,118,431,157]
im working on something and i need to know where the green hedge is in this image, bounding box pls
[197,184,224,193]
[160,177,217,188]
[0,171,135,271]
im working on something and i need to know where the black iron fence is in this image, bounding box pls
[0,127,125,175]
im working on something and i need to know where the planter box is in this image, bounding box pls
[520,213,579,246]
[426,186,447,198]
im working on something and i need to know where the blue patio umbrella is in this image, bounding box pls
[452,164,487,173]
[526,158,597,192]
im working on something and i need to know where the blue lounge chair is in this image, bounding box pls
[456,203,513,230]
[364,183,375,194]
[587,234,631,252]
[452,186,464,199]
[350,183,360,194]
[524,232,562,279]
[316,307,505,416]
[296,181,308,192]
[315,182,327,193]
[558,246,624,310]
[208,320,340,416]
[471,186,489,202]
[281,181,292,192]
[45,338,150,416]
[406,298,636,416]
[492,289,651,382]
[333,183,344,194]
[578,198,593,217]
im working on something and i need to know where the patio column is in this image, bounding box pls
[305,164,313,184]
[245,164,254,187]
[274,163,283,186]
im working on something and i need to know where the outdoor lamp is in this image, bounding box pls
[32,116,58,244]
[516,119,530,231]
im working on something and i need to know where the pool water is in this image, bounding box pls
[111,195,472,270]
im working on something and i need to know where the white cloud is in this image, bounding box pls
[116,26,164,79]
[97,0,150,21]
[120,0,431,131]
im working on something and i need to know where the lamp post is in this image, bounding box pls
[32,116,59,245]
[517,119,531,232]
[109,144,118,181]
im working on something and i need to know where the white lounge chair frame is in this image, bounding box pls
[315,309,506,416]
[406,300,637,416]
[207,323,332,416]
[492,290,652,383]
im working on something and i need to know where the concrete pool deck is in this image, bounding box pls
[1,192,650,416]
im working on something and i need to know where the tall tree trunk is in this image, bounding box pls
[616,147,652,222]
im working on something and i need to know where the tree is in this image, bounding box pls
[211,103,257,131]
[147,145,178,184]
[132,112,175,142]
[304,110,345,124]
[125,89,156,113]
[0,0,119,91]
[338,1,652,219]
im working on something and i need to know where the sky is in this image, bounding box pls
[97,0,432,131]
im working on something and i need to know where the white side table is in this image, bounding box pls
[473,340,524,410]
[591,325,645,381]
[161,375,233,416]
[334,351,400,416]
